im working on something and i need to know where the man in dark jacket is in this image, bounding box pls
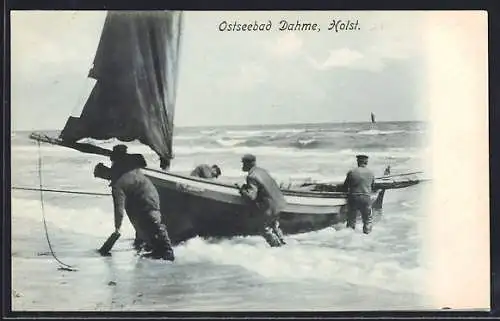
[94,149,150,251]
[190,164,222,179]
[238,154,287,247]
[343,154,375,234]
[96,145,175,261]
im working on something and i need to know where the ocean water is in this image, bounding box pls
[11,121,433,311]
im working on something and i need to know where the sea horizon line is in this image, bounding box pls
[12,119,427,133]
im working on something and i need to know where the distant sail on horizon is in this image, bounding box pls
[371,112,376,123]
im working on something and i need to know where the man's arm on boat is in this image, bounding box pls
[112,186,126,232]
[130,154,147,168]
[190,165,202,177]
[240,176,259,201]
[94,163,112,180]
[341,171,352,192]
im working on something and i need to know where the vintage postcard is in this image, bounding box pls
[9,10,488,311]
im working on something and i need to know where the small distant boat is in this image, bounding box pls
[371,112,376,123]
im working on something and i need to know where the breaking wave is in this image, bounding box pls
[357,129,405,136]
[12,124,426,157]
[11,196,426,296]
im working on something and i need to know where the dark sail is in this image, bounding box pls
[60,11,183,163]
[371,112,376,123]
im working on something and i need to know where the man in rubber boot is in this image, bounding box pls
[342,154,375,234]
[106,145,175,261]
[238,154,287,247]
[94,150,150,252]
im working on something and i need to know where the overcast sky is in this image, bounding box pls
[11,10,427,131]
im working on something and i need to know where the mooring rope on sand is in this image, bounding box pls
[36,140,78,272]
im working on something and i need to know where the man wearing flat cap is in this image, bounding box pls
[342,154,375,234]
[238,154,287,247]
[94,144,175,261]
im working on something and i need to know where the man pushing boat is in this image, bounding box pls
[95,145,175,261]
[190,164,222,179]
[238,154,287,247]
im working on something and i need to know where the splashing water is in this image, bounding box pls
[11,121,432,311]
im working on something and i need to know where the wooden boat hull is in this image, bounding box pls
[142,168,384,245]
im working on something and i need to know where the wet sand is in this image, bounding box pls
[11,210,425,312]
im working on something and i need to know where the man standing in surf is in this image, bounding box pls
[238,154,287,247]
[343,154,375,234]
[99,145,176,261]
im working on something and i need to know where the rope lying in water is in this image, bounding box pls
[12,186,111,197]
[36,140,78,272]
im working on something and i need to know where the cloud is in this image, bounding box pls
[266,33,303,59]
[307,48,364,70]
[11,11,105,76]
[307,48,385,72]
[304,23,420,73]
[307,41,415,73]
[368,41,415,60]
[11,11,426,130]
[216,62,269,92]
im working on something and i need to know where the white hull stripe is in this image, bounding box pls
[143,169,347,207]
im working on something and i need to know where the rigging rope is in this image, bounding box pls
[12,186,110,196]
[36,140,78,272]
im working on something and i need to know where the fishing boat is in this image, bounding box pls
[28,11,424,245]
[299,171,427,193]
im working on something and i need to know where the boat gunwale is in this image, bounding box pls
[142,167,350,199]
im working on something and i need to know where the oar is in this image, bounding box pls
[97,231,121,256]
[375,171,424,180]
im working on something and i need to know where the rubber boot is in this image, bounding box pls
[263,228,282,247]
[162,248,175,261]
[363,223,373,234]
[146,229,175,261]
[362,208,373,234]
[272,222,287,245]
[133,238,145,252]
[346,209,357,230]
[142,247,175,261]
